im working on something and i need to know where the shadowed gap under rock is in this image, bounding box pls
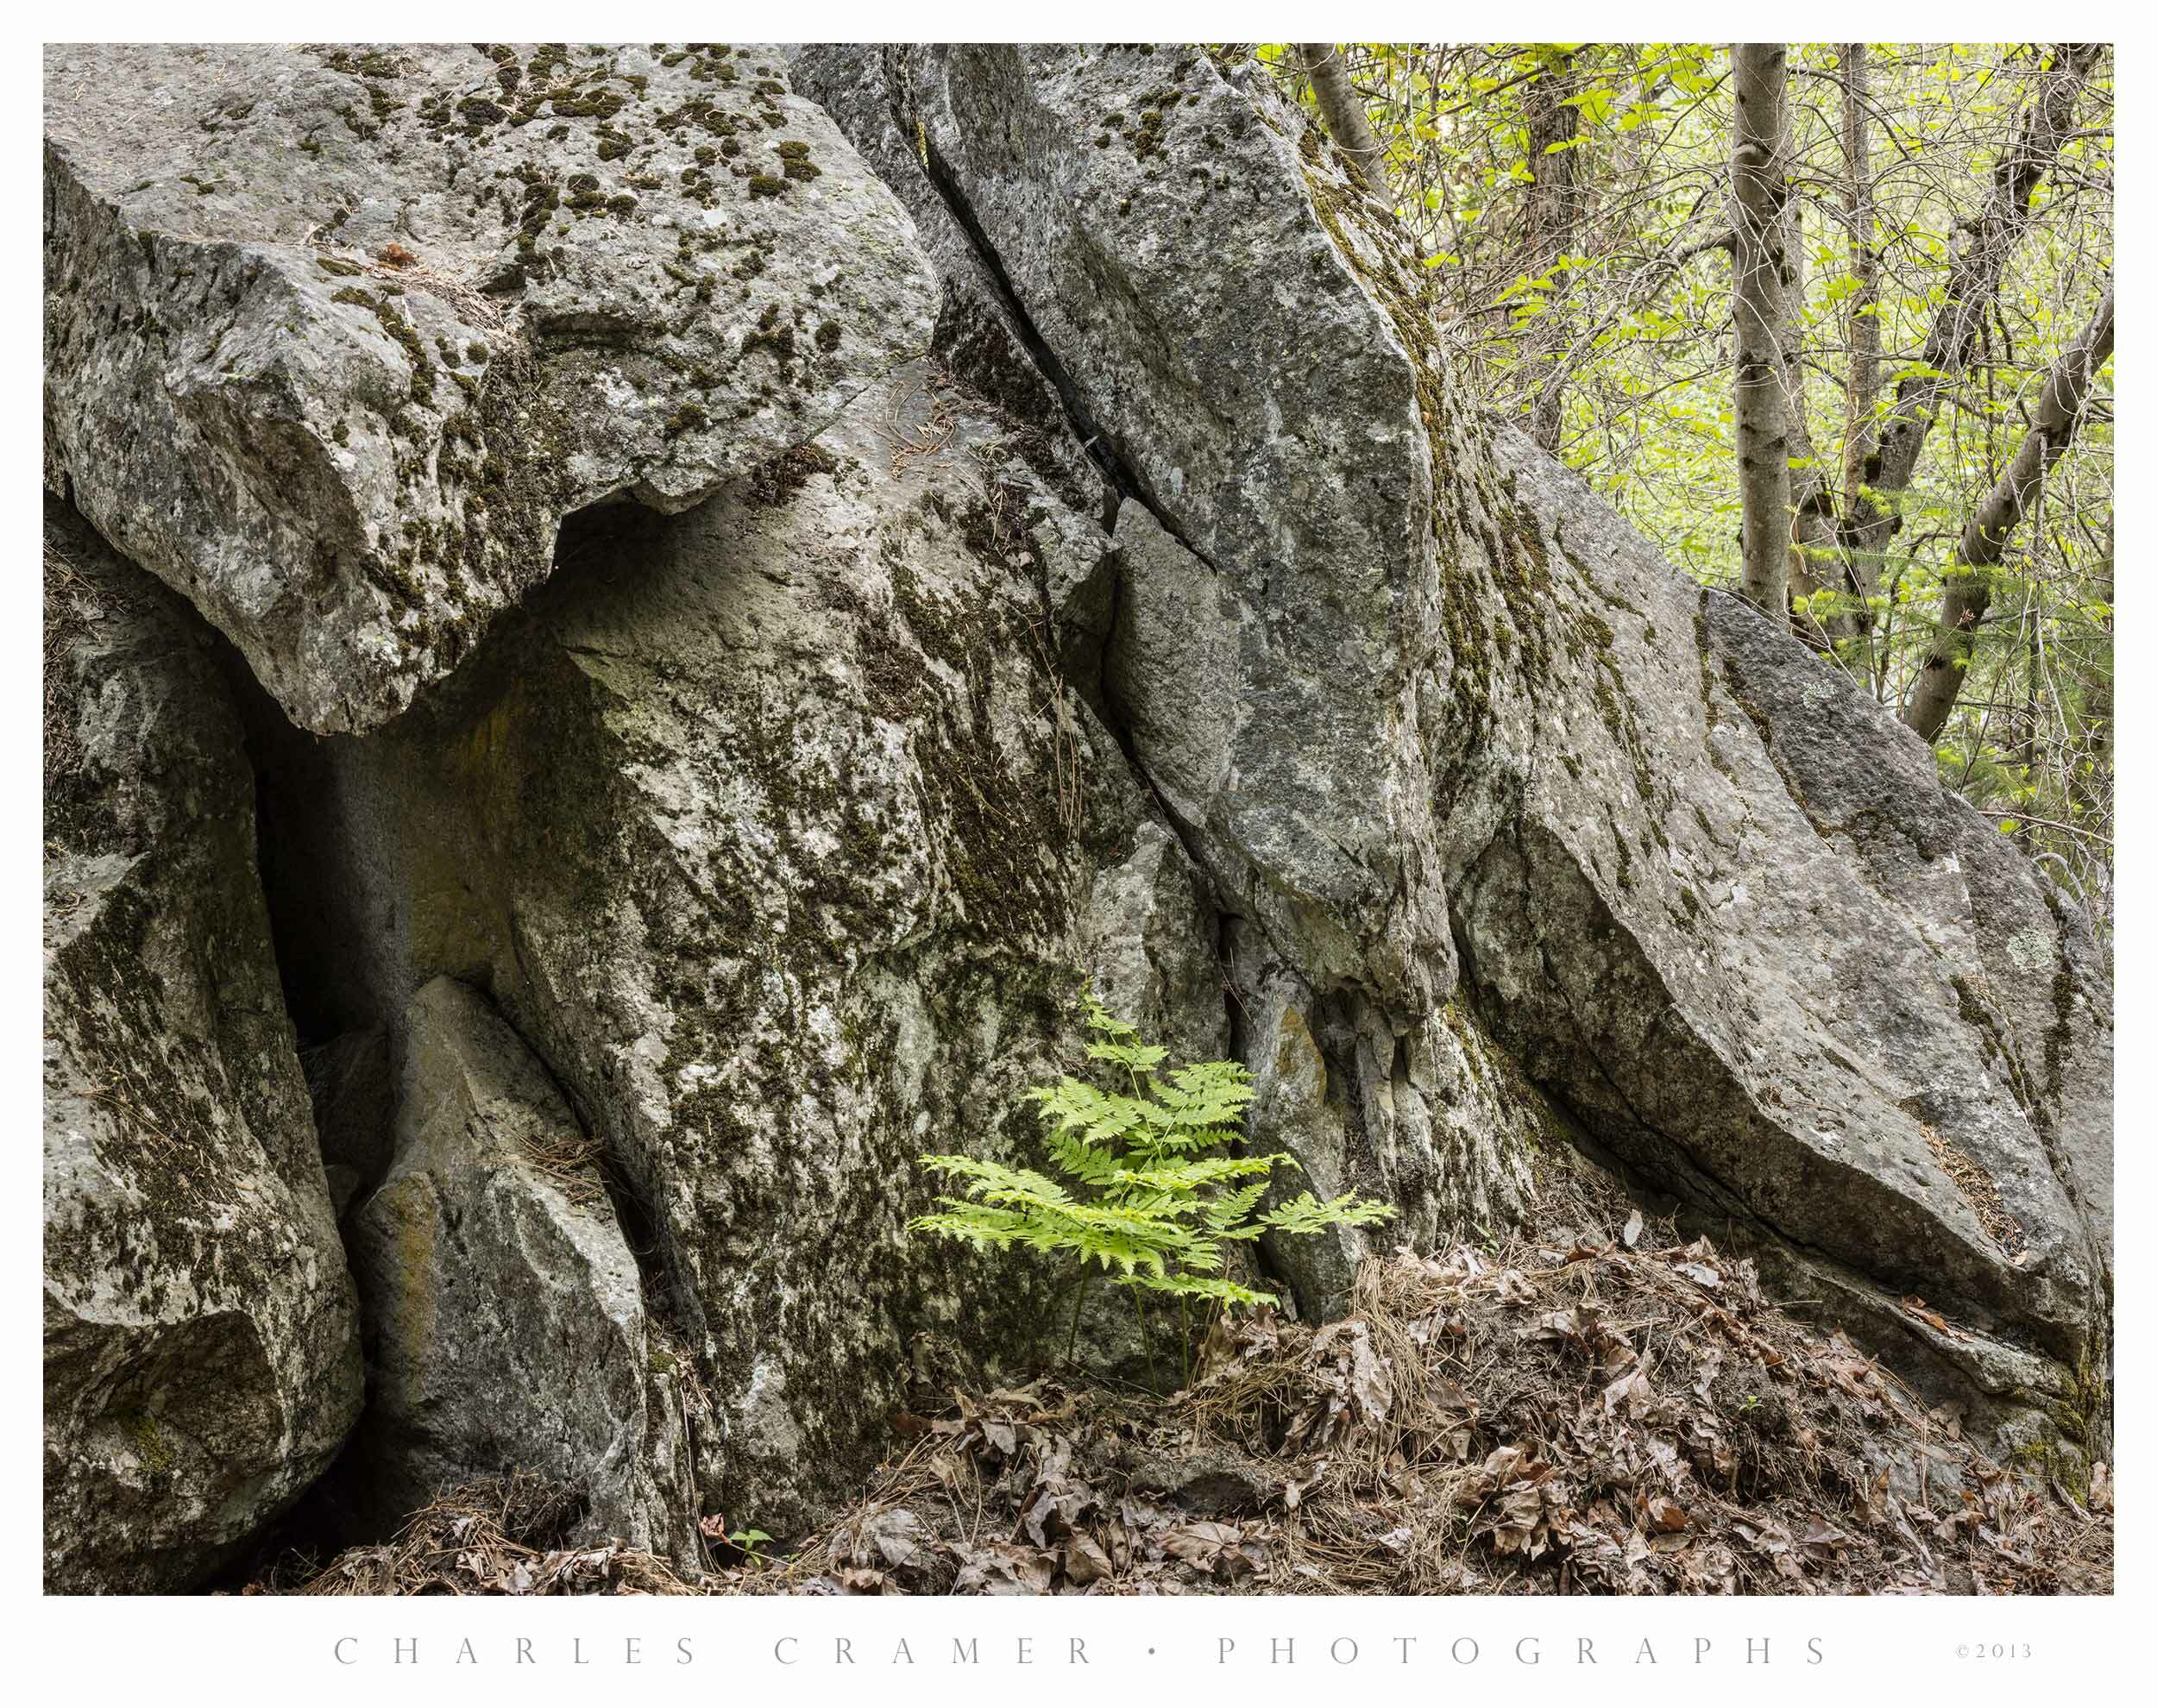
[205,499,705,1569]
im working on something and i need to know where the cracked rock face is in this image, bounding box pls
[42,503,362,1592]
[800,43,1552,1320]
[241,361,1225,1532]
[43,41,934,734]
[41,40,2113,1572]
[344,976,698,1567]
[812,43,2111,1451]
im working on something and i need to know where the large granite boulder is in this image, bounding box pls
[794,43,1551,1321]
[802,43,2111,1459]
[344,976,698,1564]
[42,41,1242,1538]
[42,502,362,1592]
[230,356,1231,1532]
[44,41,934,733]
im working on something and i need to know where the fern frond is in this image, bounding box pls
[1128,1271,1279,1307]
[1261,1190,1401,1234]
[917,1154,1075,1209]
[1045,1131,1123,1186]
[911,988,1399,1353]
[1086,1039,1170,1075]
[1202,1177,1272,1231]
[1109,1154,1282,1195]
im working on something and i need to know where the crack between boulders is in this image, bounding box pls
[1090,543,1216,895]
[890,79,1249,1078]
[500,1005,689,1336]
[901,111,1311,1314]
[910,122,1220,574]
[902,128,1381,1322]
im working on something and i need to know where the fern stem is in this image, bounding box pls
[1129,1282,1159,1391]
[1065,1257,1090,1366]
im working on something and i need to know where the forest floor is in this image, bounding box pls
[254,1158,2112,1598]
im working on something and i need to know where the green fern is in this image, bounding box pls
[911,989,1395,1387]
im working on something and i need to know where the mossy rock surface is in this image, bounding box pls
[803,44,2111,1454]
[38,41,2112,1560]
[43,41,936,734]
[42,503,362,1592]
[247,361,1222,1533]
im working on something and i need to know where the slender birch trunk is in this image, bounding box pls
[1732,43,1794,616]
[1523,47,1584,452]
[1298,43,1385,192]
[1833,41,1883,644]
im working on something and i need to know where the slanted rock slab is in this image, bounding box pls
[345,976,699,1566]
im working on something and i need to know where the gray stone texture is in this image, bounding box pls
[40,42,2113,1576]
[42,502,362,1592]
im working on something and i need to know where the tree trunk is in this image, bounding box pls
[1902,284,2113,741]
[1298,43,1386,192]
[1523,47,1584,452]
[1842,45,2104,586]
[2070,519,2114,834]
[1833,41,1883,644]
[1732,43,1794,616]
[1777,96,1839,640]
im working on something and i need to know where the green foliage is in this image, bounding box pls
[1262,41,2113,938]
[911,991,1395,1378]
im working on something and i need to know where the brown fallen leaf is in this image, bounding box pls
[1164,1520,1243,1570]
[1644,1495,1688,1534]
[1902,1296,1949,1333]
[1061,1533,1113,1586]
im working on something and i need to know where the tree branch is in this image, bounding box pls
[1902,282,2113,740]
[1846,44,2105,562]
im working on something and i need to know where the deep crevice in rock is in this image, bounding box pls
[896,97,1251,1100]
[203,506,707,1567]
[912,115,1219,577]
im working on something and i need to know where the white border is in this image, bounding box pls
[8,9,2138,1698]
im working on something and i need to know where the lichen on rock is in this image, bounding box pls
[43,41,935,734]
[807,42,2112,1463]
[37,42,2113,1581]
[42,501,362,1592]
[232,357,1217,1532]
